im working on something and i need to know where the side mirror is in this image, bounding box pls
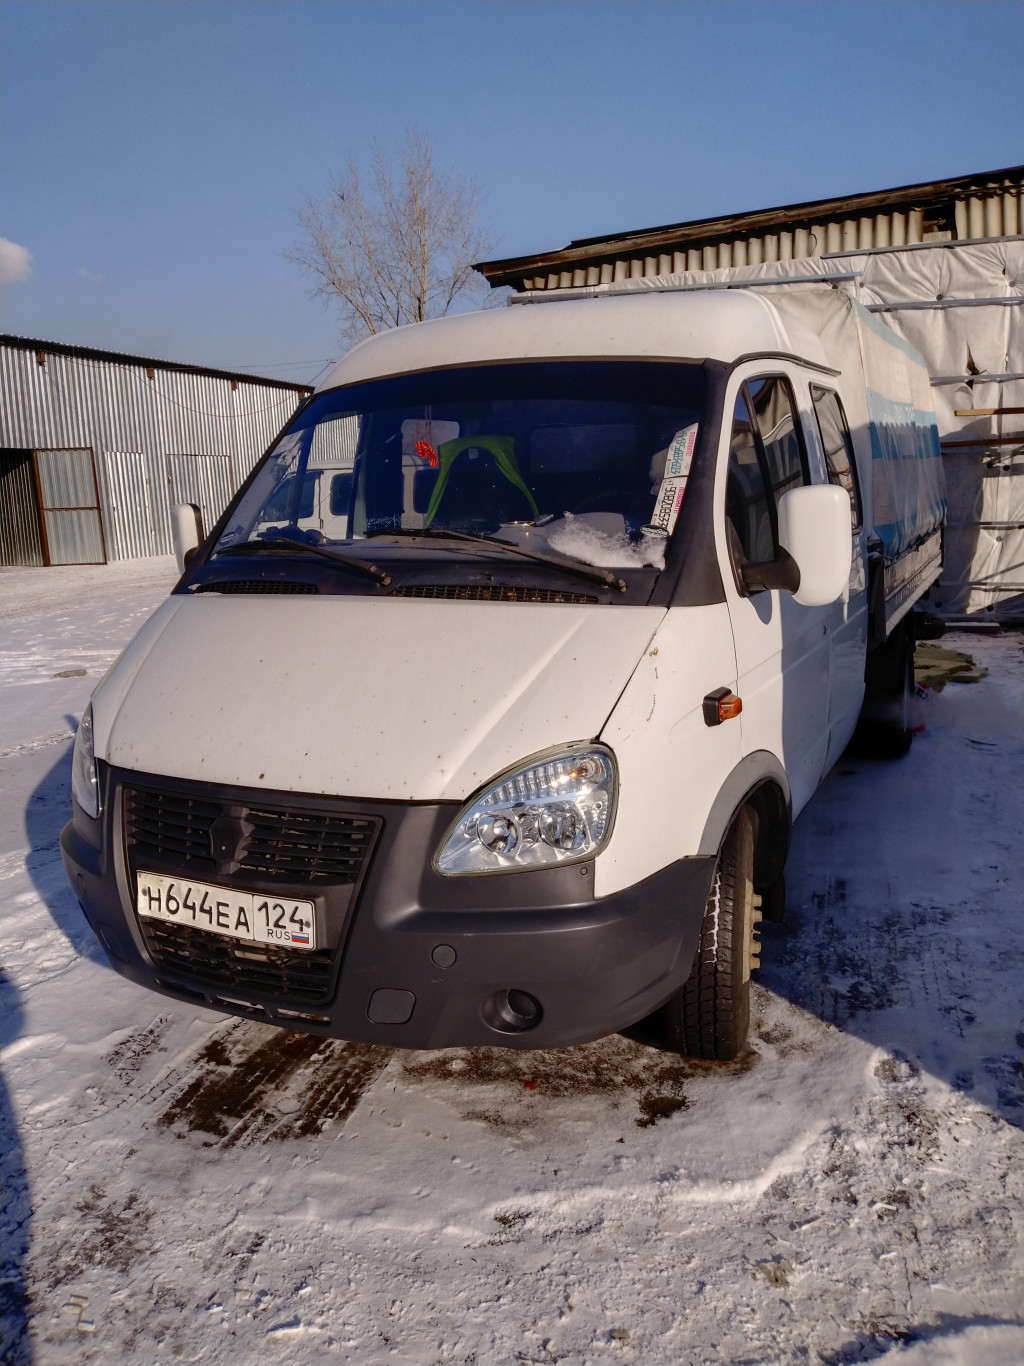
[777,485,852,607]
[740,547,801,595]
[171,502,204,573]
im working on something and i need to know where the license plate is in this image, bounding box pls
[136,872,317,951]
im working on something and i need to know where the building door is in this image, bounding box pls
[166,454,234,540]
[34,448,107,565]
[102,451,159,560]
[1,448,45,566]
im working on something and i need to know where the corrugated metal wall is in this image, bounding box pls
[519,187,1022,292]
[166,453,234,540]
[0,344,307,563]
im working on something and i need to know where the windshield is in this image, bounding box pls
[213,361,706,573]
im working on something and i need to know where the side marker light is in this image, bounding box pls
[703,687,743,727]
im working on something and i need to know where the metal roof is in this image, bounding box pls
[477,166,1024,290]
[0,333,313,394]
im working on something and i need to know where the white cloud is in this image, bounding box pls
[0,238,33,287]
[78,267,104,284]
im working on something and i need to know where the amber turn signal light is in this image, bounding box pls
[703,687,743,727]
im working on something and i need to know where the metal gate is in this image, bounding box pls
[34,448,106,565]
[166,454,234,540]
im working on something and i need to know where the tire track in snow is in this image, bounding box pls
[153,1024,392,1145]
[91,1016,394,1146]
[0,731,76,762]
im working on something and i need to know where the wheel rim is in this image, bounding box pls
[742,877,762,981]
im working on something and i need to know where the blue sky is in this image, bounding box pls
[1,0,1021,382]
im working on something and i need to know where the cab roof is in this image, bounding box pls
[316,289,831,391]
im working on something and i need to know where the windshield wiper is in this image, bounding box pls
[367,528,627,593]
[215,536,393,586]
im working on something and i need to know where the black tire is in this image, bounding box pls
[856,629,914,759]
[886,637,915,757]
[663,808,759,1060]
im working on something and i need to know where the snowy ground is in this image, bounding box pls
[1,559,1022,1366]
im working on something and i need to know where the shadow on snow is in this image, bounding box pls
[1,970,33,1366]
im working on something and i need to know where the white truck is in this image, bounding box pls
[62,287,945,1060]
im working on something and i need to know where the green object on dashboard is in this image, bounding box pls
[422,435,540,528]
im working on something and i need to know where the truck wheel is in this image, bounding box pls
[858,634,914,759]
[663,808,760,1060]
[885,637,915,757]
[856,619,915,759]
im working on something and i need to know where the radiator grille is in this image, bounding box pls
[124,786,379,884]
[143,920,333,1001]
[392,583,598,603]
[124,783,381,1004]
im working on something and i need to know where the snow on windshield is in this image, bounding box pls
[544,512,668,569]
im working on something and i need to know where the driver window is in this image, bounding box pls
[726,375,808,567]
[727,391,774,563]
[747,375,807,503]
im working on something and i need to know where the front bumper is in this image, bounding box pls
[61,766,714,1050]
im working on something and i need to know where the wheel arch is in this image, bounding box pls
[697,750,792,890]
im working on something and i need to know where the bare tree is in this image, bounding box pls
[286,130,493,344]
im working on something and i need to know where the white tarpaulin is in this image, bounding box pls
[545,242,1023,616]
[766,288,947,563]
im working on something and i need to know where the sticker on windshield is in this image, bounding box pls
[648,424,698,535]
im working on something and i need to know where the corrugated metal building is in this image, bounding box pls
[477,167,1024,616]
[0,336,312,566]
[479,167,1021,290]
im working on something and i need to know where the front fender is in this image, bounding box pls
[697,750,792,881]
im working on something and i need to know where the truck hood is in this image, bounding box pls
[95,595,665,801]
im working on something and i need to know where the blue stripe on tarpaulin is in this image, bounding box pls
[851,300,931,368]
[865,392,942,460]
[873,501,948,560]
[864,389,946,560]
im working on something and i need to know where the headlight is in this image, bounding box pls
[72,702,101,818]
[435,745,616,876]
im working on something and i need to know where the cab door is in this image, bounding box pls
[721,371,832,818]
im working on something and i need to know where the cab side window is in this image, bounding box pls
[811,386,861,531]
[726,375,808,566]
[726,390,774,563]
[748,375,806,506]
